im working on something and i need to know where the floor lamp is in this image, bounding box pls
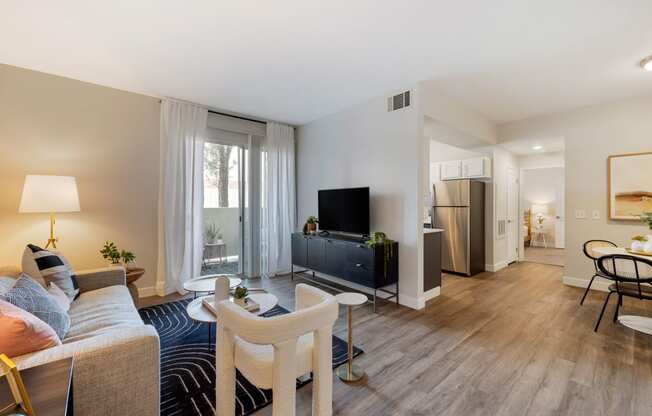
[19,175,81,249]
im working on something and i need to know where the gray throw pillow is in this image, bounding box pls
[22,244,79,301]
[0,274,70,340]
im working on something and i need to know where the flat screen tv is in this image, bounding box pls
[318,187,370,235]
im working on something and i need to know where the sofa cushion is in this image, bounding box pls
[22,245,79,300]
[0,274,70,340]
[0,299,61,357]
[64,285,143,342]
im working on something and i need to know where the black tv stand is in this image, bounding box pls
[291,232,399,312]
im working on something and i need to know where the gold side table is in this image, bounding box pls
[335,292,367,382]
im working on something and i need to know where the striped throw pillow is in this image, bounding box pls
[22,245,79,301]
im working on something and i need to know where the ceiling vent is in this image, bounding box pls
[387,90,410,112]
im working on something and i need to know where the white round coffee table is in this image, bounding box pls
[186,293,279,348]
[335,292,367,382]
[183,274,242,297]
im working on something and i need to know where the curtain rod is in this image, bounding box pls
[207,110,266,125]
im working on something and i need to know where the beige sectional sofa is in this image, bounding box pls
[5,266,160,416]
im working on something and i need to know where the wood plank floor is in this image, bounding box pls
[140,261,652,415]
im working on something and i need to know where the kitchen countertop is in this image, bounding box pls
[424,228,444,234]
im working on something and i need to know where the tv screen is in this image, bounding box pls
[318,187,370,235]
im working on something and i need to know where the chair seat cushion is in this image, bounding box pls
[234,333,314,389]
[65,285,143,342]
[609,282,652,299]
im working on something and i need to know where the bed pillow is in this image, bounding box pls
[0,299,61,357]
[0,274,70,340]
[22,244,79,300]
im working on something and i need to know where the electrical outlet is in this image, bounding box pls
[592,210,600,220]
[575,209,586,219]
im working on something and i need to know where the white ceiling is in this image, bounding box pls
[499,136,565,156]
[2,1,652,125]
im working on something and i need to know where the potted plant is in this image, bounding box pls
[305,216,318,235]
[233,286,249,307]
[639,212,652,252]
[100,241,121,267]
[120,250,136,269]
[366,232,395,279]
[204,223,221,244]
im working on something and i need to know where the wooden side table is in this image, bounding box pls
[126,267,145,303]
[0,357,73,416]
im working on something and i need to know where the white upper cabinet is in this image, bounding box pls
[435,157,492,180]
[462,157,491,178]
[441,160,463,180]
[429,162,441,183]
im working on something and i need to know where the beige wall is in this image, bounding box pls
[0,64,160,293]
[499,96,652,287]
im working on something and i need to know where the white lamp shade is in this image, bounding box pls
[531,203,549,215]
[19,175,81,213]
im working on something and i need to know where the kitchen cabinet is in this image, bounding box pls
[441,160,462,180]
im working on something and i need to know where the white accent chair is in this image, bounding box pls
[216,283,338,416]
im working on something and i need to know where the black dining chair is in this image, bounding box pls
[580,240,618,305]
[593,254,652,332]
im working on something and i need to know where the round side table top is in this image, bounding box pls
[186,293,278,323]
[335,292,368,306]
[618,315,652,335]
[183,274,242,293]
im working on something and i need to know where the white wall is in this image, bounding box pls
[429,139,485,163]
[0,64,161,295]
[518,151,564,169]
[296,87,425,308]
[499,95,652,289]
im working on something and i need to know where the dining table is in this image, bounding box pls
[593,246,652,335]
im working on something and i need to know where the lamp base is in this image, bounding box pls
[45,214,58,249]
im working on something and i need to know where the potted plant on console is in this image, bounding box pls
[366,231,397,279]
[304,216,319,235]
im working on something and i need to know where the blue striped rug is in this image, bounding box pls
[139,299,362,415]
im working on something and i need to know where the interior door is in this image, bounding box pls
[554,171,565,248]
[507,168,519,263]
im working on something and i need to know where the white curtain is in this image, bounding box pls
[261,122,296,275]
[157,100,207,294]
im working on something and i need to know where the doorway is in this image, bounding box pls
[520,166,565,266]
[202,142,246,275]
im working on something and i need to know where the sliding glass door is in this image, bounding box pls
[202,142,246,275]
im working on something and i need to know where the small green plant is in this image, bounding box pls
[306,216,319,225]
[204,223,222,243]
[233,286,249,300]
[120,250,136,265]
[100,242,121,264]
[641,212,652,230]
[366,232,395,279]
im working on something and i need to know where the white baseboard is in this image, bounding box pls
[563,275,610,292]
[137,286,157,298]
[424,286,441,302]
[485,260,509,272]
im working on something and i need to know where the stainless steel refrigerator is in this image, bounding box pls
[432,179,485,276]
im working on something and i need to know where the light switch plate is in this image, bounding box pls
[575,209,586,219]
[592,210,600,220]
